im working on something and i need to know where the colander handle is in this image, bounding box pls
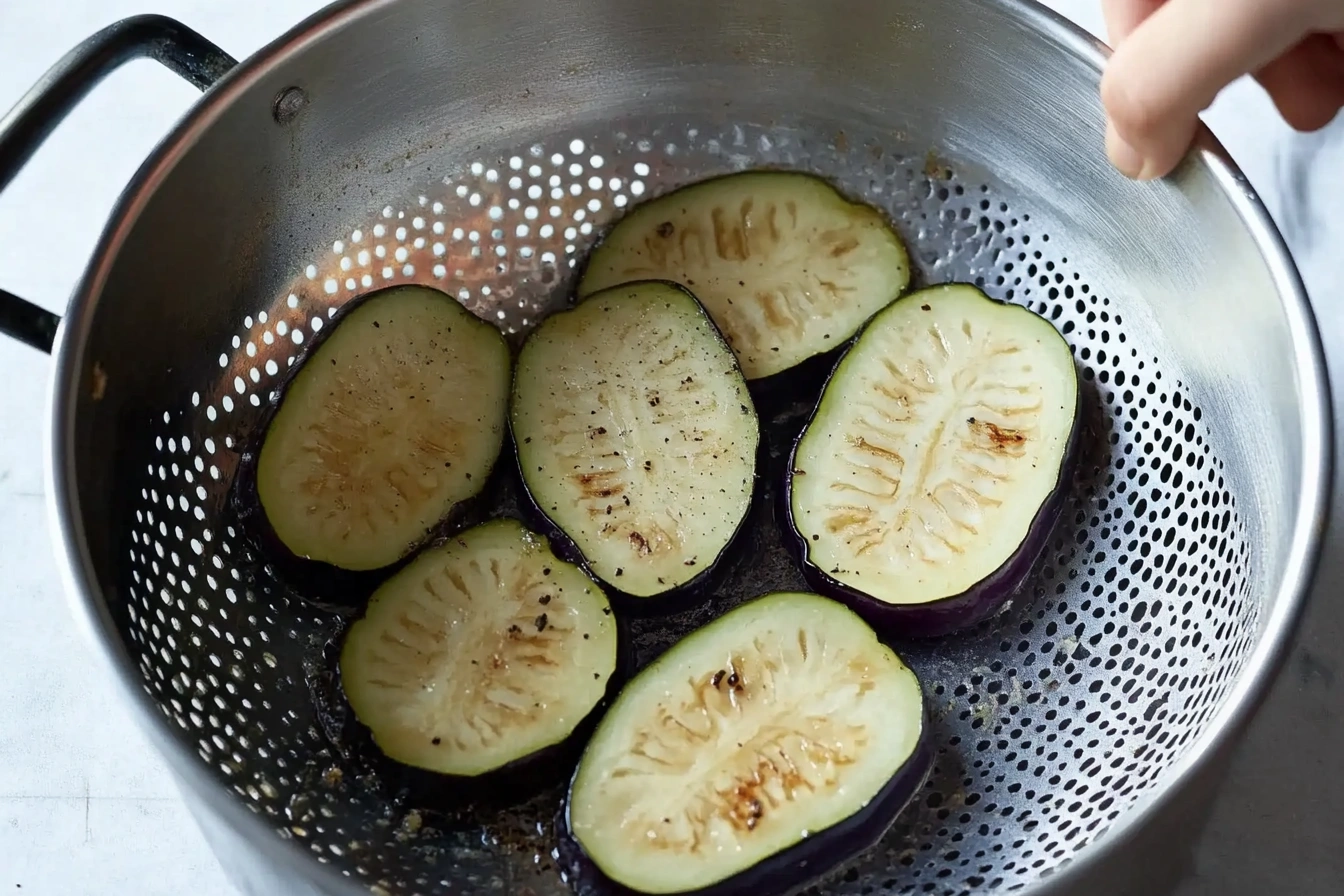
[0,14,237,354]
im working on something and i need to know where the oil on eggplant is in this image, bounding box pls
[231,283,512,605]
[783,283,1083,638]
[325,518,632,807]
[510,280,762,616]
[557,591,933,896]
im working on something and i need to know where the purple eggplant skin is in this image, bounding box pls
[308,562,638,811]
[229,284,508,608]
[509,279,764,618]
[780,373,1084,641]
[744,338,852,414]
[555,710,936,896]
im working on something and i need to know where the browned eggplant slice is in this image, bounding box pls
[338,519,620,780]
[560,591,931,895]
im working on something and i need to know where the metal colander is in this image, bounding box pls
[0,1,1331,895]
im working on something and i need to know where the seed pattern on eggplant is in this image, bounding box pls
[787,283,1080,635]
[563,591,930,896]
[578,171,911,381]
[511,280,760,603]
[339,519,619,779]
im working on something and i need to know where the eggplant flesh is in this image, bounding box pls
[248,284,511,573]
[338,519,619,779]
[787,283,1080,636]
[510,280,759,603]
[578,171,911,381]
[563,591,930,896]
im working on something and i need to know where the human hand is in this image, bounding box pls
[1100,0,1344,179]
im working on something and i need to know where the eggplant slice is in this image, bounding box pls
[578,171,911,381]
[248,284,510,572]
[787,283,1081,637]
[339,519,619,780]
[562,591,931,896]
[511,280,760,605]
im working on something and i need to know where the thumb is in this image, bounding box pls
[1100,0,1317,179]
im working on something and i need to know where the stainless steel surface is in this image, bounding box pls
[25,0,1331,894]
[1165,116,1344,895]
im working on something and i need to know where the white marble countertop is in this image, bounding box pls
[0,2,1340,894]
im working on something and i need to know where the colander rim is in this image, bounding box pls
[42,0,1334,893]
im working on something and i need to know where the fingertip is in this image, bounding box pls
[1099,0,1315,181]
[1099,51,1191,168]
[1105,120,1145,178]
[1099,58,1156,140]
[1104,118,1190,181]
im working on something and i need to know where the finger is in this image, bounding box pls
[1100,0,1319,179]
[1101,0,1164,45]
[1256,36,1344,132]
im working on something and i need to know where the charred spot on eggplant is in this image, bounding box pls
[786,283,1081,637]
[578,170,911,381]
[561,591,931,896]
[338,519,620,787]
[235,284,511,577]
[510,280,760,609]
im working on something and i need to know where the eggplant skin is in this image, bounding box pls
[556,716,935,896]
[230,285,505,606]
[781,292,1084,639]
[744,339,852,414]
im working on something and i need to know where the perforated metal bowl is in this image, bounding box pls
[0,1,1332,895]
